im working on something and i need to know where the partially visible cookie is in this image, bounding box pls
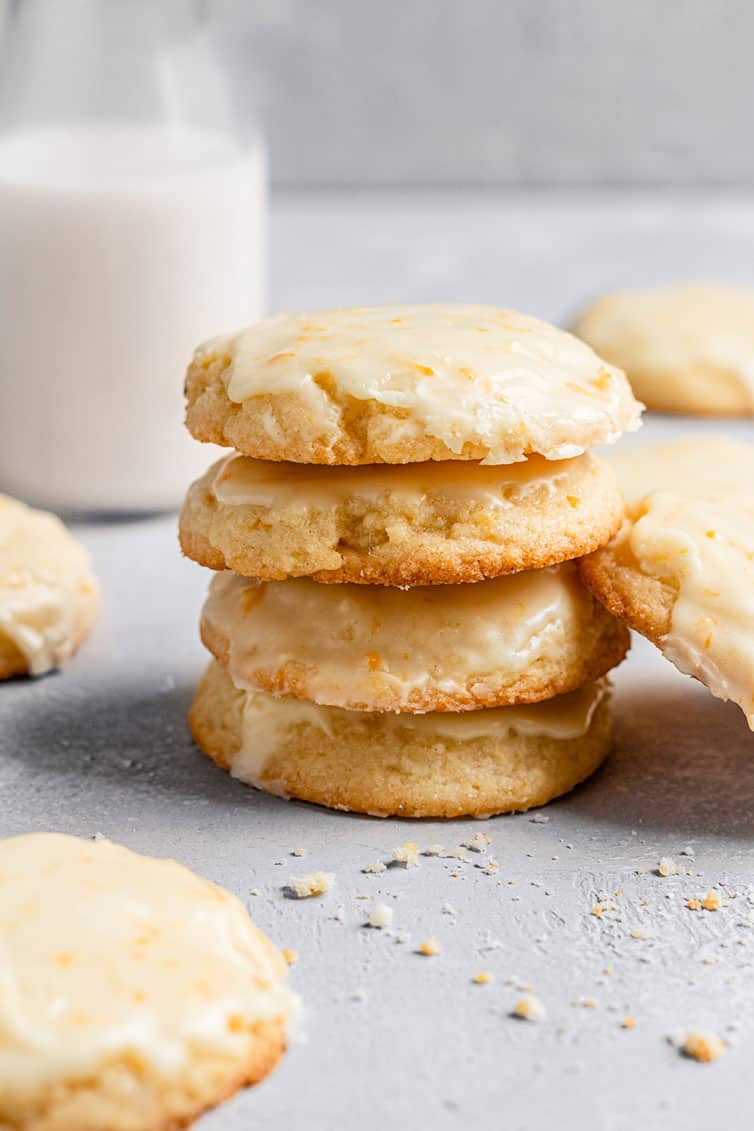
[180,451,625,585]
[580,436,754,728]
[0,495,99,679]
[200,563,629,713]
[184,305,641,465]
[574,284,754,416]
[0,832,297,1131]
[190,661,613,818]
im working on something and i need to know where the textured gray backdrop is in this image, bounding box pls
[215,0,753,188]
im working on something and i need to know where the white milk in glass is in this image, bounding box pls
[0,125,266,511]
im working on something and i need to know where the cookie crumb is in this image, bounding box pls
[417,938,440,957]
[392,841,420,867]
[630,929,651,940]
[473,972,493,984]
[368,903,394,929]
[422,844,444,856]
[482,860,499,875]
[682,1031,725,1063]
[290,847,306,858]
[282,948,298,966]
[362,859,387,874]
[513,994,546,1021]
[658,857,680,877]
[462,832,490,853]
[622,1016,636,1029]
[702,890,723,912]
[687,898,702,911]
[352,988,368,1003]
[288,871,334,898]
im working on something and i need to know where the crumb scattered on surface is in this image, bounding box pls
[622,1016,636,1029]
[290,847,306,857]
[445,848,468,861]
[682,1031,725,1063]
[462,832,491,853]
[680,845,695,858]
[482,860,499,875]
[352,988,367,1003]
[630,929,651,940]
[513,994,546,1021]
[250,887,260,897]
[282,948,298,966]
[473,972,493,984]
[417,938,440,957]
[658,857,680,877]
[392,841,420,867]
[687,898,702,911]
[529,814,550,824]
[288,871,334,898]
[368,903,394,929]
[702,890,723,912]
[362,859,387,874]
[423,844,444,856]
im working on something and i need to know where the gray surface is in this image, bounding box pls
[2,193,754,1129]
[214,0,754,188]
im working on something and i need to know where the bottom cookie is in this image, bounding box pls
[189,661,612,818]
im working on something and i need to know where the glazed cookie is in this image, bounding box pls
[180,451,625,585]
[184,304,641,465]
[0,494,99,679]
[190,661,612,818]
[200,564,629,713]
[574,284,754,415]
[580,436,754,727]
[0,832,297,1131]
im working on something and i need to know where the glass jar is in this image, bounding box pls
[0,0,267,512]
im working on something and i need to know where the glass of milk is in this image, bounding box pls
[0,0,266,512]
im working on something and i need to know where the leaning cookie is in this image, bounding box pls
[180,451,625,585]
[580,436,754,728]
[0,494,99,679]
[0,832,297,1131]
[574,284,754,416]
[190,661,613,818]
[185,305,641,465]
[200,564,629,713]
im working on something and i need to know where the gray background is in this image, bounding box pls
[215,0,754,189]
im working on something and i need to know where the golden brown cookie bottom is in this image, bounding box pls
[189,662,613,819]
[1,1017,286,1131]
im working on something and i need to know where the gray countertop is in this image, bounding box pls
[2,192,754,1130]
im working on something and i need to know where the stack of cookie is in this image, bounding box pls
[180,305,642,818]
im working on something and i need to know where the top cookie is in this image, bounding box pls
[185,304,641,465]
[575,284,754,416]
[580,436,754,728]
[0,494,99,679]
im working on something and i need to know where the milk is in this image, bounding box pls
[0,125,266,511]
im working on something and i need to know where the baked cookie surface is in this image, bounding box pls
[189,662,612,818]
[200,564,629,713]
[575,284,754,415]
[0,832,297,1131]
[580,436,754,727]
[180,451,625,585]
[0,494,99,679]
[184,305,641,465]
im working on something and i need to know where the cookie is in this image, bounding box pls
[180,450,625,585]
[184,305,641,465]
[574,284,754,416]
[200,563,629,713]
[0,832,297,1131]
[0,494,99,679]
[579,436,754,727]
[189,661,612,818]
